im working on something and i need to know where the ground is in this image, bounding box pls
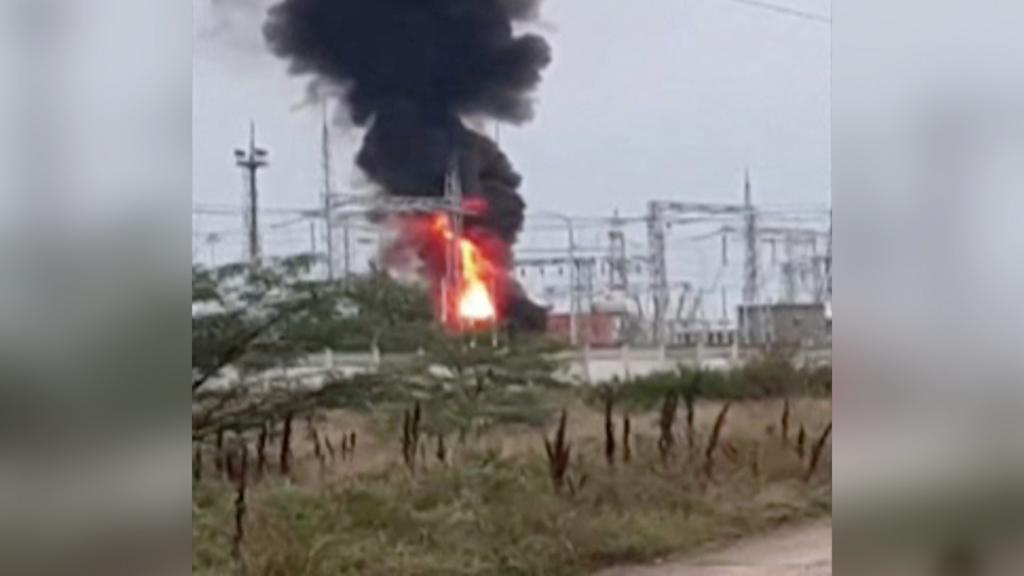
[595,520,831,576]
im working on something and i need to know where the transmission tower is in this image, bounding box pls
[234,123,269,266]
[781,233,798,303]
[647,198,747,347]
[740,171,762,346]
[516,255,598,344]
[647,203,669,346]
[321,107,337,281]
[742,171,759,307]
[607,210,629,292]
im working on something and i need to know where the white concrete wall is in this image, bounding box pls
[199,346,832,390]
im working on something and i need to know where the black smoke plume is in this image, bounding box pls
[264,0,551,329]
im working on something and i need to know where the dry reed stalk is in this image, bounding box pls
[683,389,697,453]
[622,413,632,464]
[306,417,327,475]
[307,417,324,462]
[781,398,791,445]
[751,443,762,478]
[280,413,294,478]
[658,391,679,465]
[193,443,203,483]
[230,444,249,572]
[603,389,616,467]
[324,435,336,461]
[435,434,447,464]
[566,471,589,497]
[804,422,832,482]
[544,409,572,493]
[703,402,732,479]
[224,436,238,483]
[402,409,411,470]
[255,423,268,478]
[720,440,740,463]
[402,402,422,472]
[215,428,225,476]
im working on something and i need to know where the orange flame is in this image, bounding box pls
[457,240,496,321]
[431,214,497,325]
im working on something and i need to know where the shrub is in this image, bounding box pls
[604,361,831,412]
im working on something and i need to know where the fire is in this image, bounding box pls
[457,240,497,321]
[431,214,498,326]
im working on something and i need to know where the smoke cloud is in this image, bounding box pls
[264,0,551,328]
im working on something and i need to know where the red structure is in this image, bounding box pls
[547,312,623,348]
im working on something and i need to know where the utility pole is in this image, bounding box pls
[825,212,832,303]
[608,210,629,292]
[647,202,669,347]
[515,255,592,347]
[321,106,336,281]
[343,216,351,283]
[532,212,579,346]
[782,233,798,303]
[741,170,759,346]
[578,257,596,346]
[721,286,729,325]
[567,220,579,347]
[443,154,464,328]
[742,170,758,307]
[234,123,268,267]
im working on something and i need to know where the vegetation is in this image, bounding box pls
[192,258,440,374]
[193,399,831,576]
[192,264,832,576]
[595,355,831,412]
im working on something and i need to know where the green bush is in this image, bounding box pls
[603,359,831,411]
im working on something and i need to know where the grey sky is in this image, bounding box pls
[193,0,831,314]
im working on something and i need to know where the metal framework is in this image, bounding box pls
[647,199,748,346]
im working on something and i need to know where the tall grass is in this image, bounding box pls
[194,438,830,576]
[194,396,832,576]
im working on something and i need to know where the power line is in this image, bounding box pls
[266,215,310,230]
[718,0,831,25]
[192,204,318,216]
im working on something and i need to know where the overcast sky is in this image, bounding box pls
[193,0,831,313]
[194,0,830,210]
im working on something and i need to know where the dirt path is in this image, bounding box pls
[596,519,832,576]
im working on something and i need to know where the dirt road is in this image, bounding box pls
[596,520,832,576]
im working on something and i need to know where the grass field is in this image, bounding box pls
[193,393,831,576]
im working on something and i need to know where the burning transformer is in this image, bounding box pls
[265,0,552,332]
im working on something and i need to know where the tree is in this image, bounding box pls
[192,256,566,441]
